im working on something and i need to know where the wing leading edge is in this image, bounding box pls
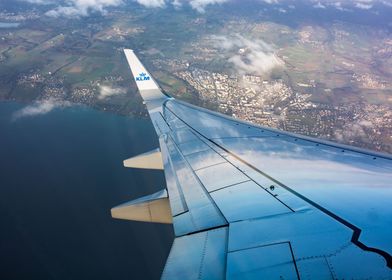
[116,49,392,279]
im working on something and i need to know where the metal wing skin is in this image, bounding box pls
[119,49,392,279]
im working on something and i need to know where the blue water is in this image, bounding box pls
[0,102,173,279]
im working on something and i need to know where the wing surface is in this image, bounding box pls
[123,49,392,279]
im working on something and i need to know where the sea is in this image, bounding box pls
[0,101,173,279]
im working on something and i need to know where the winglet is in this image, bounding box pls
[124,49,167,104]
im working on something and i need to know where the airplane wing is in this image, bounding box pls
[113,49,392,279]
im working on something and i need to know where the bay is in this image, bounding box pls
[0,101,173,279]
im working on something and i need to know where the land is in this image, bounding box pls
[0,2,391,153]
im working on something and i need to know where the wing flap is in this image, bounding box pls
[227,242,299,279]
[161,227,228,280]
[161,133,227,236]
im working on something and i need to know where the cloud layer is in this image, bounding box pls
[21,0,230,16]
[134,0,229,12]
[98,85,127,100]
[188,0,228,13]
[212,35,284,76]
[135,0,166,8]
[22,0,54,4]
[334,120,373,143]
[355,2,373,9]
[21,0,392,17]
[44,0,124,17]
[309,0,391,10]
[12,99,71,120]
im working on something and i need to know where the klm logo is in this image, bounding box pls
[136,72,150,81]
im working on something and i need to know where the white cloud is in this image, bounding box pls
[22,0,54,4]
[212,35,284,76]
[260,0,279,4]
[98,85,127,100]
[133,0,228,12]
[381,0,392,7]
[333,2,344,10]
[12,98,71,120]
[165,0,390,13]
[135,0,166,8]
[22,0,392,16]
[313,2,326,8]
[172,0,182,8]
[309,0,387,11]
[334,120,373,143]
[45,0,124,18]
[189,0,228,13]
[355,2,373,9]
